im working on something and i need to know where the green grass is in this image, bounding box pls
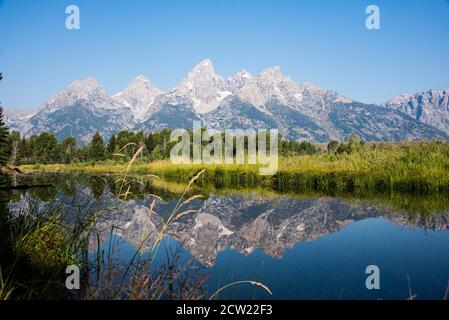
[148,141,449,196]
[0,167,209,300]
[0,200,91,299]
[18,141,449,196]
[4,140,449,299]
[149,177,449,220]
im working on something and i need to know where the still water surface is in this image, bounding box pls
[4,174,449,299]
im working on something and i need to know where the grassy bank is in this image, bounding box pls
[149,177,449,220]
[0,170,209,300]
[18,141,449,196]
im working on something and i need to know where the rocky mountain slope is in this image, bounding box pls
[383,89,449,135]
[5,59,449,143]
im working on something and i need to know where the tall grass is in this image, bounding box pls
[0,198,98,299]
[2,144,271,300]
[20,141,449,196]
[145,141,449,196]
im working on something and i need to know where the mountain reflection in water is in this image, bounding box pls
[6,174,449,267]
[4,174,449,299]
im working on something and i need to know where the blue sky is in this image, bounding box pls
[1,0,449,109]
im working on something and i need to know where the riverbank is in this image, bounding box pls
[15,141,449,195]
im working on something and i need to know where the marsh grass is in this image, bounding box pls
[0,198,98,299]
[20,141,449,196]
[148,177,449,223]
[1,145,214,300]
[160,141,449,195]
[76,144,211,300]
[209,280,272,300]
[5,140,449,300]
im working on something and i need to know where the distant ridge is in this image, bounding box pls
[5,59,449,144]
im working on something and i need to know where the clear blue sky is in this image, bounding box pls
[1,0,449,109]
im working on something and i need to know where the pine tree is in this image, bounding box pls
[89,131,105,161]
[0,73,10,166]
[0,107,9,166]
[150,144,163,161]
[17,137,30,163]
[59,136,77,164]
[33,132,58,164]
[107,134,116,157]
[327,140,339,154]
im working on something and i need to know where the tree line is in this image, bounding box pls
[0,73,322,166]
[1,130,320,167]
[0,123,320,167]
[0,126,177,165]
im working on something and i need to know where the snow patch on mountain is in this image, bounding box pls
[170,59,231,114]
[5,59,449,144]
[112,75,164,121]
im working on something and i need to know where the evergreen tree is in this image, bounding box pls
[327,140,339,154]
[107,134,116,157]
[59,136,77,164]
[17,138,30,164]
[0,107,9,166]
[150,144,163,161]
[33,132,58,164]
[89,131,105,161]
[0,72,10,166]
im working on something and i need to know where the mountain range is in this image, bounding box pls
[5,59,449,144]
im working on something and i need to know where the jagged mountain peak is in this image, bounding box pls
[118,75,162,94]
[40,77,114,114]
[194,58,214,70]
[172,59,230,114]
[112,75,164,121]
[125,75,153,88]
[8,61,449,145]
[184,58,216,81]
[259,66,284,80]
[383,88,449,134]
[181,59,218,84]
[236,69,253,77]
[231,69,254,81]
[226,69,255,92]
[387,88,449,104]
[70,76,101,87]
[66,77,107,97]
[132,74,151,82]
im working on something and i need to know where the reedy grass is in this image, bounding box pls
[0,198,100,299]
[6,140,449,300]
[209,280,272,300]
[146,141,449,195]
[148,177,449,217]
[19,141,449,196]
[1,143,209,300]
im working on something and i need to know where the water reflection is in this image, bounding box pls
[5,173,449,268]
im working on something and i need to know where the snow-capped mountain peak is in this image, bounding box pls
[226,70,255,92]
[192,58,214,73]
[259,66,284,81]
[41,77,114,114]
[112,75,164,121]
[6,59,449,145]
[174,59,231,114]
[231,66,291,108]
